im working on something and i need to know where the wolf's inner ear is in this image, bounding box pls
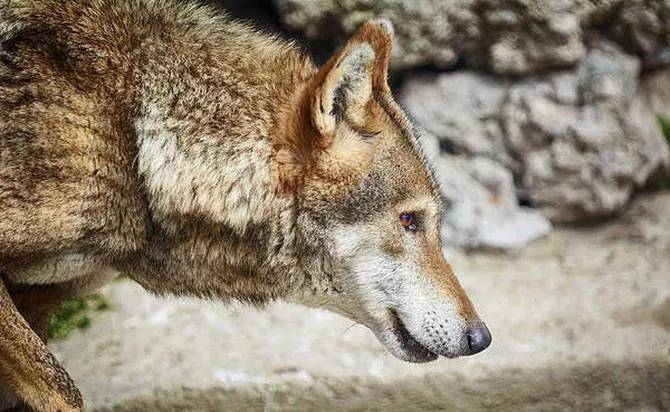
[312,43,375,137]
[311,18,394,139]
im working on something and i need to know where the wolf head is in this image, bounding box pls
[277,19,491,362]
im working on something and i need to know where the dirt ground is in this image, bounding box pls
[52,193,670,411]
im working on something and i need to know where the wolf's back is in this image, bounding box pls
[0,0,63,37]
[0,0,153,263]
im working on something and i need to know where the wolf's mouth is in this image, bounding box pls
[388,309,438,363]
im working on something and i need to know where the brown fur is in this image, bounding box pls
[0,1,483,409]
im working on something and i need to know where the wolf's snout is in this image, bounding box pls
[465,322,492,354]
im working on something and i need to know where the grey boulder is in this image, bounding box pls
[402,43,670,222]
[419,132,551,249]
[272,0,670,74]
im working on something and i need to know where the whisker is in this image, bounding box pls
[340,322,360,337]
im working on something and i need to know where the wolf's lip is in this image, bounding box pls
[388,309,438,363]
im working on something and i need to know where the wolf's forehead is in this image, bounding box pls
[373,91,441,195]
[329,92,441,222]
[334,145,438,223]
[377,143,438,202]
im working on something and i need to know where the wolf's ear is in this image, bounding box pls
[310,18,394,140]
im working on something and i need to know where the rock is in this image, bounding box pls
[419,131,551,249]
[640,68,670,120]
[479,0,587,74]
[402,43,670,222]
[272,0,670,74]
[605,0,670,68]
[272,0,471,70]
[400,71,517,195]
[273,0,585,73]
[502,43,669,221]
[402,73,509,158]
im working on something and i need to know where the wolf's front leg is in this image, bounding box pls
[0,279,83,412]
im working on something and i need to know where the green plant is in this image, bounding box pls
[658,116,670,140]
[47,293,111,339]
[658,116,670,190]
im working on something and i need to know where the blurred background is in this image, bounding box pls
[51,1,670,411]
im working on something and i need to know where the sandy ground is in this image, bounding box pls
[51,193,670,411]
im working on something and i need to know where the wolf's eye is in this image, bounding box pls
[400,213,418,232]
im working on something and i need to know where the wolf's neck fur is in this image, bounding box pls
[125,13,330,303]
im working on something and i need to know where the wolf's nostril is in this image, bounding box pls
[466,323,492,354]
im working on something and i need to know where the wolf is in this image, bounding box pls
[0,0,491,410]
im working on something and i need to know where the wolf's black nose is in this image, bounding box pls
[466,323,492,354]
